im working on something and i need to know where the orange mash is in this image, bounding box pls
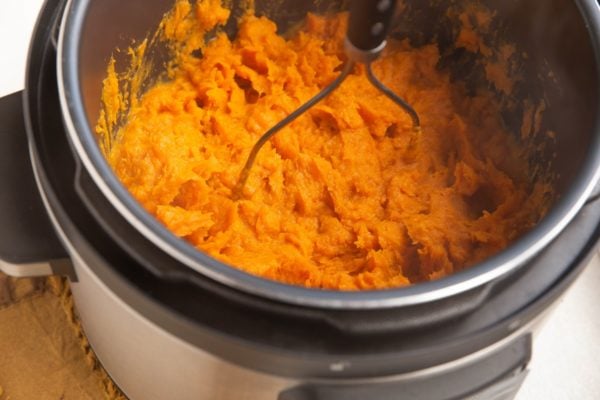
[100,1,551,290]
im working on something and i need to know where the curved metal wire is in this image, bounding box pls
[366,63,420,129]
[233,61,356,199]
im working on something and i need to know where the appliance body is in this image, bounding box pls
[0,0,599,399]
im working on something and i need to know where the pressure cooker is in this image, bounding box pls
[1,0,599,399]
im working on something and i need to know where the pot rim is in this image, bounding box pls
[56,0,600,309]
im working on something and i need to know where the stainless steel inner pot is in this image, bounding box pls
[57,0,600,309]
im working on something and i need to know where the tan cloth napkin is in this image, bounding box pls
[0,273,126,400]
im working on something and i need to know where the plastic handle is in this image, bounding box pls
[347,0,398,51]
[0,91,68,276]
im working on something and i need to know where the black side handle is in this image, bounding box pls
[347,0,398,51]
[0,91,67,265]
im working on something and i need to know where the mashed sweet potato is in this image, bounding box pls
[100,0,551,290]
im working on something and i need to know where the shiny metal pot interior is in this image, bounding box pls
[58,0,600,309]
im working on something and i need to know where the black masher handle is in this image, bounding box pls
[347,0,398,51]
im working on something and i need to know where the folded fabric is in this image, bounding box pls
[0,273,125,400]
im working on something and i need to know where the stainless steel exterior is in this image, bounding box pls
[70,256,295,400]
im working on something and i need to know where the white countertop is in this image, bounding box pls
[1,1,599,399]
[517,254,600,400]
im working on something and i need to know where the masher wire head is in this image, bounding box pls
[233,0,421,199]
